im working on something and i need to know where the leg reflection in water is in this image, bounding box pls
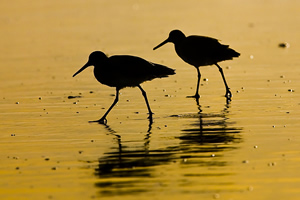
[177,104,242,164]
[92,104,242,197]
[94,123,175,196]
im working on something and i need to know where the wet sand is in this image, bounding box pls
[1,1,300,199]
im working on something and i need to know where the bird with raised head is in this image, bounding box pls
[153,29,240,102]
[73,51,175,124]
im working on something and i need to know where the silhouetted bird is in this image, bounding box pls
[153,29,240,101]
[73,51,175,124]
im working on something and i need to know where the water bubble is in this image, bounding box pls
[268,162,276,166]
[242,160,249,164]
[278,42,290,48]
[248,186,254,191]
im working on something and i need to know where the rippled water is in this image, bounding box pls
[1,1,300,199]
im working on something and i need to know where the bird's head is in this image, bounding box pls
[153,29,185,50]
[73,51,108,77]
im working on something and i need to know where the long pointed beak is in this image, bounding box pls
[73,62,90,77]
[153,38,170,50]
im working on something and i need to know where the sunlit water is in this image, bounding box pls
[1,1,300,199]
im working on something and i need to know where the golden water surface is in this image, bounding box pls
[1,1,300,199]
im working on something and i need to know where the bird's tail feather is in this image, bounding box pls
[228,48,240,58]
[152,64,175,78]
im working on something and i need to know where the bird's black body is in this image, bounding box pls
[73,51,175,124]
[154,29,240,102]
[93,55,174,88]
[174,35,240,66]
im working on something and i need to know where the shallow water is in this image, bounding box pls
[1,1,300,199]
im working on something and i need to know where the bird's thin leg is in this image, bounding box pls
[138,85,153,123]
[215,63,232,100]
[89,88,120,124]
[195,67,201,98]
[187,67,201,99]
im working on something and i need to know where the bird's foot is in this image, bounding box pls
[147,113,154,123]
[187,94,201,105]
[89,117,107,124]
[186,93,200,99]
[225,90,232,104]
[225,90,232,99]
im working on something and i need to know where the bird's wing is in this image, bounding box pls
[178,35,230,65]
[109,55,153,76]
[107,55,173,86]
[184,35,222,53]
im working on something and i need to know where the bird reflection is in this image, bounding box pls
[177,105,242,167]
[93,105,242,196]
[94,123,175,196]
